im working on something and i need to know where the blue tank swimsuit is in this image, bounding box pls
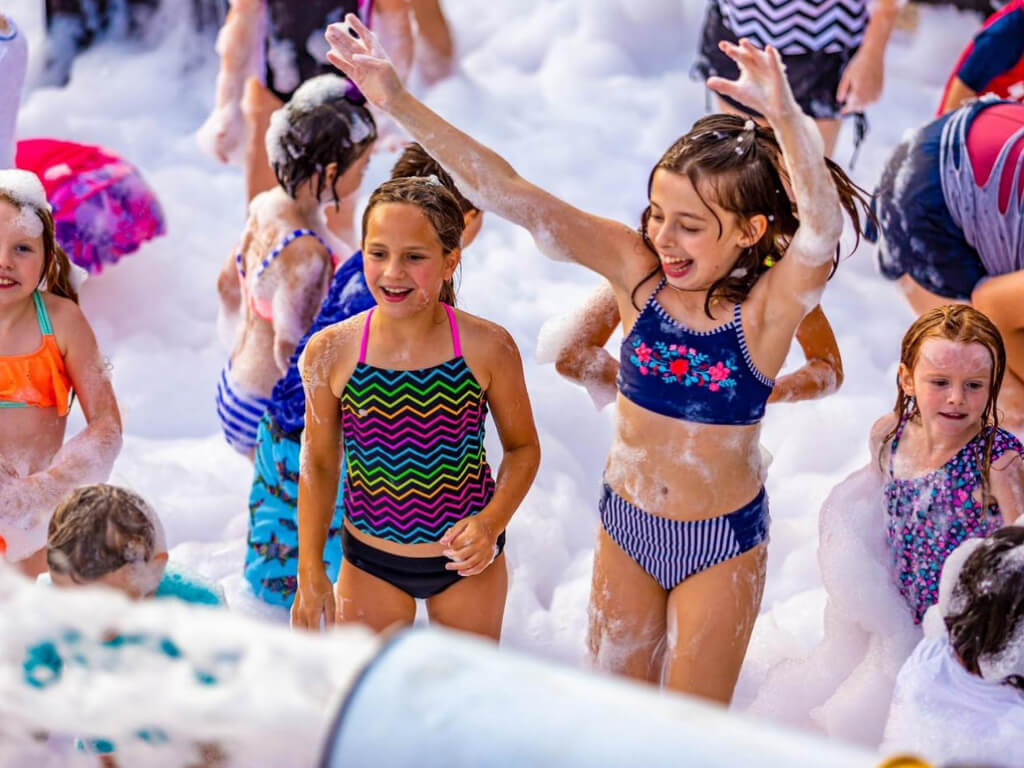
[603,279,773,590]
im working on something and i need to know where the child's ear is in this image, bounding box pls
[444,247,462,280]
[151,551,169,567]
[739,214,769,248]
[898,362,914,397]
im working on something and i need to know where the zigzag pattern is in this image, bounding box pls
[720,0,867,54]
[341,357,495,545]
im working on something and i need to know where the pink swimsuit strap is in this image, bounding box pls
[358,303,461,364]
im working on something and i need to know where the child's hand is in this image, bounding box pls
[440,517,499,577]
[197,104,245,164]
[707,39,801,121]
[291,566,336,631]
[836,47,884,114]
[325,14,404,110]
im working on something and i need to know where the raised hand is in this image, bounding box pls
[706,39,800,122]
[324,14,405,110]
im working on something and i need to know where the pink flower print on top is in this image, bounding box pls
[627,337,738,391]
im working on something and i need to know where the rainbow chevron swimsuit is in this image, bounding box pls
[339,304,500,598]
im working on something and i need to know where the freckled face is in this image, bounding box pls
[362,202,458,315]
[901,338,994,435]
[0,200,45,305]
[646,169,748,291]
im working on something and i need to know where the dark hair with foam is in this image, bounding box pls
[361,177,465,306]
[635,113,871,317]
[47,484,158,582]
[389,143,479,215]
[0,189,78,303]
[267,75,377,203]
[945,526,1024,689]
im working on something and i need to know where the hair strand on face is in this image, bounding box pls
[633,114,873,317]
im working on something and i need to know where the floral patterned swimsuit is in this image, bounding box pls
[885,417,1022,623]
[617,279,774,425]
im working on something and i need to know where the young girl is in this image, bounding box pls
[323,21,869,701]
[0,170,122,572]
[552,285,844,409]
[870,305,1024,625]
[883,527,1024,766]
[215,74,376,456]
[873,100,1024,430]
[197,0,413,246]
[245,143,482,608]
[291,177,539,639]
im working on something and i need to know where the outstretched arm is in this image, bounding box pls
[708,41,844,340]
[321,14,646,290]
[768,305,844,403]
[552,283,621,410]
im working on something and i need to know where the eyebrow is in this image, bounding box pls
[649,202,706,221]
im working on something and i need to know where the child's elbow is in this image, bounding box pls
[554,347,584,382]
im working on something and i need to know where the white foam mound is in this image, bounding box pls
[745,465,920,748]
[0,561,380,767]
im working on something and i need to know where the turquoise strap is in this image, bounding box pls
[0,401,29,409]
[32,291,53,335]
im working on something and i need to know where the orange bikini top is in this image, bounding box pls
[0,291,71,416]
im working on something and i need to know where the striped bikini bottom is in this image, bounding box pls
[599,483,770,591]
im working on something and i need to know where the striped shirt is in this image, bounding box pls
[716,0,869,55]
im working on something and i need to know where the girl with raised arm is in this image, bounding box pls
[325,19,869,701]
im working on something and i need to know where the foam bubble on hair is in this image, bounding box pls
[977,545,1024,682]
[0,170,48,211]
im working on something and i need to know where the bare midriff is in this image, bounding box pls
[603,395,765,520]
[0,407,67,477]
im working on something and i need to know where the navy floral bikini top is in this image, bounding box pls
[617,280,774,425]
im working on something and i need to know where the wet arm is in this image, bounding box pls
[24,308,122,515]
[270,252,329,375]
[296,333,344,577]
[474,330,540,535]
[768,305,844,403]
[553,283,620,409]
[323,17,643,287]
[991,451,1024,524]
[409,0,454,84]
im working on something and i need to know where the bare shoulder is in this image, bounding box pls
[455,309,521,361]
[303,312,365,367]
[868,412,899,463]
[42,293,94,344]
[992,447,1023,473]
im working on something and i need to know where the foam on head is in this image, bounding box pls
[0,170,48,211]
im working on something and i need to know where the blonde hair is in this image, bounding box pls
[880,305,1006,495]
[0,190,78,303]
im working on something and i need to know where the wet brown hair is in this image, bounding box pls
[47,484,157,582]
[879,305,1006,495]
[389,143,479,216]
[945,526,1024,689]
[361,177,465,306]
[635,113,871,317]
[0,190,78,303]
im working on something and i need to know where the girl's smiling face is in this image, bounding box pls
[0,199,45,305]
[362,202,459,314]
[646,169,762,292]
[901,338,993,436]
